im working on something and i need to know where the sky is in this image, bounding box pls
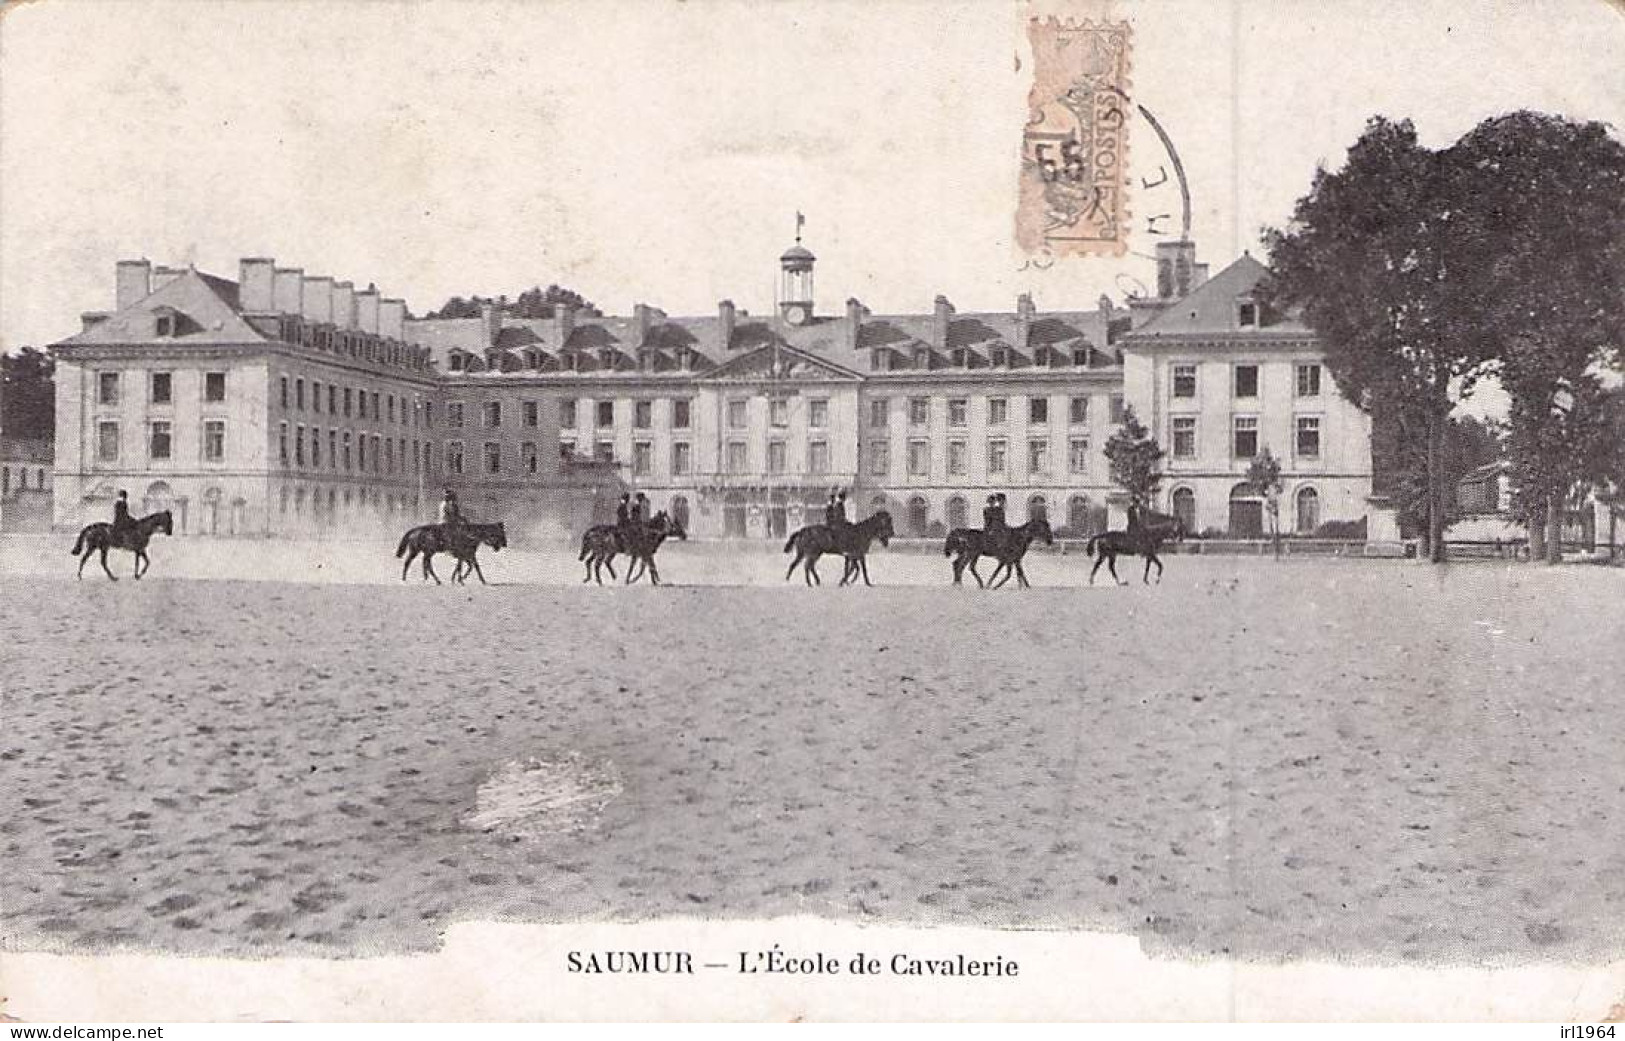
[3,0,1623,418]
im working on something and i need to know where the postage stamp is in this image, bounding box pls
[1016,14,1134,258]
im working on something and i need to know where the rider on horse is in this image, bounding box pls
[111,490,134,545]
[983,492,1007,555]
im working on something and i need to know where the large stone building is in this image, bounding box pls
[48,237,1372,540]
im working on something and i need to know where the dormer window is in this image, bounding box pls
[991,346,1008,368]
[913,348,930,370]
[155,314,177,337]
[1238,301,1258,327]
[1035,346,1052,367]
[950,348,967,368]
[675,347,692,371]
[449,353,464,372]
[871,349,890,371]
[1073,347,1091,367]
[599,348,616,370]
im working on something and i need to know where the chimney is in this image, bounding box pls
[553,303,576,350]
[718,300,736,352]
[301,275,334,323]
[238,258,276,312]
[844,297,868,351]
[331,281,356,330]
[479,299,500,346]
[116,260,152,310]
[932,295,955,351]
[1193,262,1210,290]
[633,303,665,349]
[379,298,405,341]
[355,285,380,334]
[1013,292,1036,353]
[81,312,110,333]
[1155,240,1197,300]
[273,267,304,313]
[151,265,186,293]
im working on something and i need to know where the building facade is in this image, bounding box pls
[49,239,1372,540]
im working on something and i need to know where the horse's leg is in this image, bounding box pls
[968,557,986,589]
[1109,553,1125,586]
[403,546,416,582]
[1148,552,1163,584]
[992,562,1012,589]
[424,553,442,585]
[604,554,619,581]
[646,558,661,586]
[99,546,117,581]
[806,552,820,586]
[1015,560,1030,589]
[785,548,803,582]
[1088,554,1103,585]
[134,549,147,579]
[860,557,873,587]
[471,555,488,585]
[77,546,89,580]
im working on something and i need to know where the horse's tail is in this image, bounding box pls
[395,531,412,557]
[578,532,592,561]
[71,529,87,555]
[783,530,799,554]
[944,532,964,558]
[1084,534,1099,558]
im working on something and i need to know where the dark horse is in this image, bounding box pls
[783,510,894,586]
[396,521,507,584]
[1086,507,1186,585]
[945,518,1054,589]
[71,510,174,581]
[578,512,685,585]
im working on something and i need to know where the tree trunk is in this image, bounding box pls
[1426,411,1446,563]
[1545,498,1563,564]
[1528,500,1546,561]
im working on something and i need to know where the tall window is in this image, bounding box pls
[672,399,691,429]
[1172,488,1196,533]
[1233,416,1259,458]
[278,422,289,466]
[767,440,786,474]
[1296,415,1322,458]
[330,430,338,470]
[1238,302,1258,327]
[344,387,353,418]
[1296,363,1322,397]
[151,372,172,405]
[1068,437,1089,474]
[1172,416,1197,458]
[358,434,367,470]
[808,399,829,429]
[634,400,653,429]
[312,428,322,468]
[279,375,289,409]
[97,371,120,406]
[343,431,352,470]
[484,402,502,428]
[869,399,890,429]
[97,421,119,462]
[1069,396,1089,425]
[445,440,464,475]
[987,438,1007,475]
[386,394,394,423]
[671,441,692,476]
[727,399,748,430]
[909,397,930,426]
[329,385,337,414]
[1027,438,1049,475]
[1296,486,1321,534]
[725,440,747,474]
[988,398,1008,426]
[484,441,501,474]
[868,440,889,476]
[596,400,615,427]
[1173,364,1197,398]
[1109,394,1126,424]
[149,421,172,461]
[807,440,830,474]
[769,397,789,428]
[205,372,226,402]
[521,441,539,475]
[560,399,577,428]
[312,381,323,415]
[1234,364,1259,398]
[523,400,540,428]
[296,379,305,410]
[1029,397,1049,424]
[908,439,930,477]
[948,398,968,427]
[447,401,464,428]
[947,439,967,476]
[633,440,653,476]
[203,420,226,462]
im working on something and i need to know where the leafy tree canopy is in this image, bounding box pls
[426,284,601,320]
[1,347,55,442]
[1104,406,1164,509]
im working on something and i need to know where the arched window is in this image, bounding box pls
[869,494,889,517]
[1067,495,1090,533]
[669,495,690,530]
[1228,482,1263,538]
[945,495,968,531]
[1027,494,1048,525]
[907,495,930,536]
[1171,487,1196,534]
[1295,486,1321,534]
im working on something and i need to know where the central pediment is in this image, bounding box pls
[704,342,861,382]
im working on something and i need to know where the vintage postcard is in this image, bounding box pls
[2,0,1624,1025]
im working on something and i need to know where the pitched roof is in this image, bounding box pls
[59,269,268,347]
[1130,253,1310,339]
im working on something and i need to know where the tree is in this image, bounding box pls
[1262,117,1497,563]
[1104,406,1164,512]
[427,285,602,320]
[1447,112,1625,563]
[1,347,55,442]
[1371,411,1501,536]
[1246,447,1284,557]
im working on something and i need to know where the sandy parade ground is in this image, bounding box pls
[2,531,1624,981]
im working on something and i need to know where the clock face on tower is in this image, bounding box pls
[783,304,809,326]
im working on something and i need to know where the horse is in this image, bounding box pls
[578,513,683,585]
[946,518,1054,588]
[70,510,174,581]
[1086,509,1184,585]
[783,509,894,586]
[623,512,687,586]
[396,521,506,585]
